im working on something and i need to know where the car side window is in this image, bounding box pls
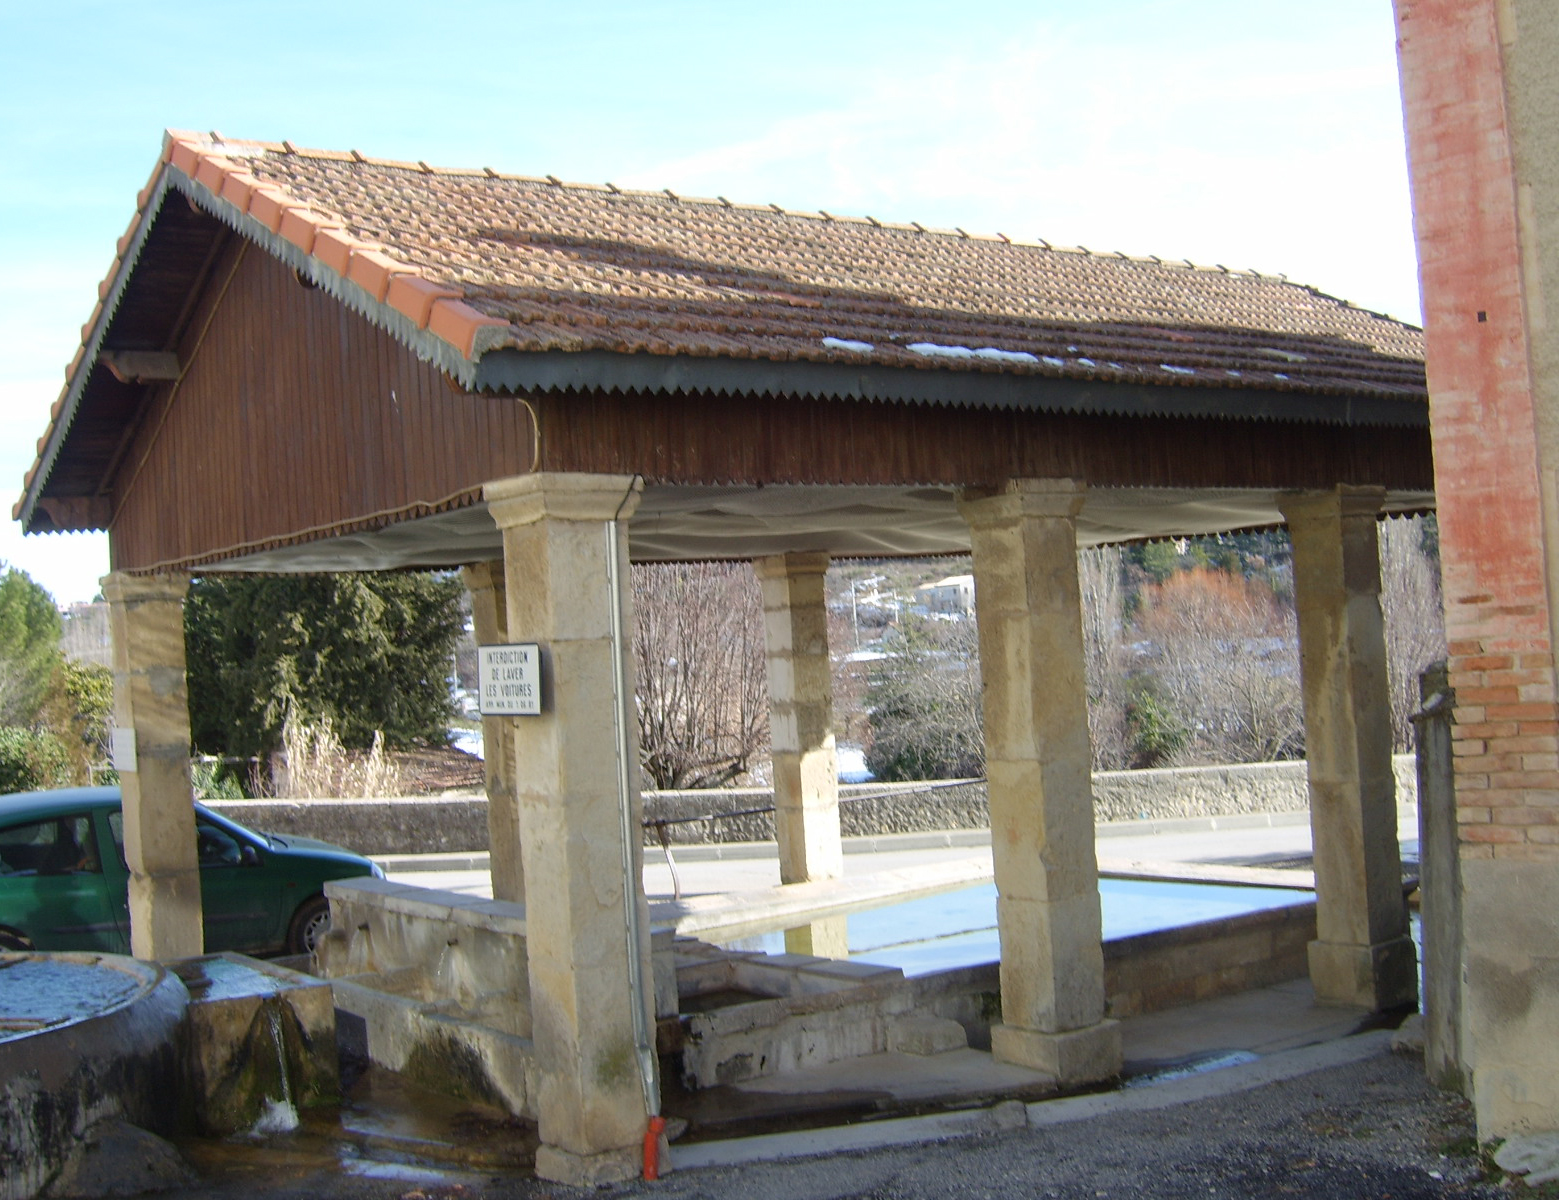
[107,811,127,867]
[196,819,243,867]
[0,816,102,876]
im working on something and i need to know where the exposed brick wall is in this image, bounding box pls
[1396,0,1559,860]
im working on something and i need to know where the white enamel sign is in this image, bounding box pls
[478,643,542,716]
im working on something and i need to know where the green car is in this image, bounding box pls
[0,786,383,956]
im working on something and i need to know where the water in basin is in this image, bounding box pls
[720,877,1313,976]
[0,954,149,1039]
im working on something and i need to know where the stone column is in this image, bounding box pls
[956,480,1121,1084]
[102,571,201,961]
[484,473,654,1187]
[462,562,523,903]
[754,552,843,885]
[1281,486,1416,1011]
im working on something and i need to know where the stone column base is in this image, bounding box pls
[1308,935,1418,1011]
[991,1019,1121,1084]
[535,1141,643,1187]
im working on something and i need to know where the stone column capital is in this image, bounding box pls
[100,571,190,606]
[1278,485,1387,526]
[956,478,1086,529]
[752,550,830,581]
[484,473,642,531]
[461,561,502,595]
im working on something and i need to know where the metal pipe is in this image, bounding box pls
[604,517,660,1127]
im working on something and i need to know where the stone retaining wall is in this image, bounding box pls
[208,755,1417,857]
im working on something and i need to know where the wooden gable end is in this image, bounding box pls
[106,242,535,572]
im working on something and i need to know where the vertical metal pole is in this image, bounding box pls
[605,520,660,1119]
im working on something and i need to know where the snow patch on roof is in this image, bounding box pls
[822,336,874,353]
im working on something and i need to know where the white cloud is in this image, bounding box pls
[625,19,1420,321]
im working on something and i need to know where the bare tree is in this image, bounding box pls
[1079,546,1133,769]
[632,562,769,789]
[1380,515,1447,751]
[864,615,984,781]
[1135,568,1305,765]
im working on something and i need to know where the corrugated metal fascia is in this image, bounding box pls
[471,349,1430,429]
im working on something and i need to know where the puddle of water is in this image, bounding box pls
[719,878,1314,976]
[1123,1049,1261,1088]
[173,955,285,1002]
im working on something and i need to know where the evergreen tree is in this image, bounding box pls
[185,572,463,765]
[0,565,62,727]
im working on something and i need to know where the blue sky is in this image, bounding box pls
[1,0,1419,605]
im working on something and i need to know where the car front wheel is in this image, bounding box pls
[285,895,331,957]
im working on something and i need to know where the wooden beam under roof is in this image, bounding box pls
[100,350,180,384]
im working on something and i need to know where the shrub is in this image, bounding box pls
[0,726,73,794]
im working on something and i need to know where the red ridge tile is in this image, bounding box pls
[219,172,261,213]
[168,139,202,177]
[246,187,291,233]
[347,249,413,301]
[277,208,336,255]
[427,298,509,358]
[312,228,357,277]
[193,156,230,193]
[386,275,464,328]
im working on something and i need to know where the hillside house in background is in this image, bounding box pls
[918,573,976,615]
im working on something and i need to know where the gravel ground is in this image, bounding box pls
[163,1046,1509,1200]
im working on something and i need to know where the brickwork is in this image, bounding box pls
[1396,0,1559,862]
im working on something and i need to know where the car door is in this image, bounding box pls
[193,812,282,951]
[104,808,281,953]
[0,811,126,952]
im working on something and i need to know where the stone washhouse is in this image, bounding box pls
[17,131,1433,1185]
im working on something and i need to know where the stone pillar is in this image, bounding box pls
[754,552,843,885]
[1281,487,1416,1011]
[462,562,523,903]
[102,571,201,962]
[956,480,1121,1084]
[484,473,654,1187]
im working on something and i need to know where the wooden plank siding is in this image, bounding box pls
[531,391,1434,494]
[107,244,536,571]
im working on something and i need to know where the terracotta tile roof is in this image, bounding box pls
[16,131,1427,523]
[229,139,1423,393]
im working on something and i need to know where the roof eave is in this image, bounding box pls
[15,169,174,534]
[470,348,1430,428]
[17,156,494,533]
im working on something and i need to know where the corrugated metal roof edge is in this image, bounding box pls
[472,349,1430,429]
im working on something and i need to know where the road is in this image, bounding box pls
[383,812,1418,901]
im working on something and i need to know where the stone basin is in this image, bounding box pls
[0,953,187,1200]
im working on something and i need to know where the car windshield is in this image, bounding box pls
[107,809,273,859]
